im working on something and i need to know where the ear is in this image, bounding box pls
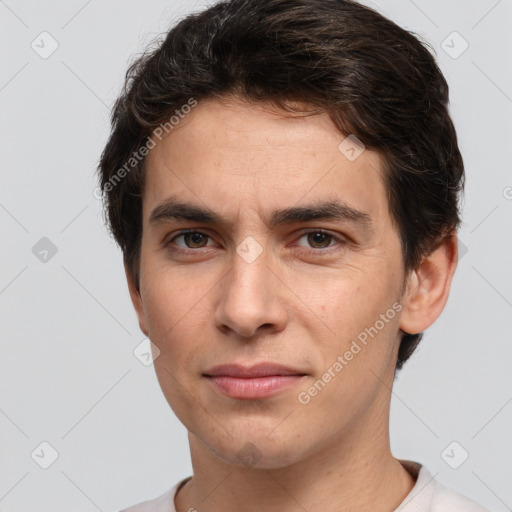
[399,230,459,335]
[124,262,150,337]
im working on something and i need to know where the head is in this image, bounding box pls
[98,0,463,468]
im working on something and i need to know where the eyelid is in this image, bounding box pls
[292,229,347,251]
[166,229,217,248]
[166,228,347,252]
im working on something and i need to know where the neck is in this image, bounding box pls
[175,396,415,512]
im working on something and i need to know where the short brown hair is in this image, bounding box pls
[97,0,465,370]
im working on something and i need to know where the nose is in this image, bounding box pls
[214,248,288,340]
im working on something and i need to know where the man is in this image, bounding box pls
[97,0,489,510]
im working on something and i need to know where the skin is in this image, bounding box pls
[126,96,458,512]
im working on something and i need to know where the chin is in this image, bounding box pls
[201,429,308,470]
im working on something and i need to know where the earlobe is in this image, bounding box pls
[124,262,150,337]
[398,231,458,335]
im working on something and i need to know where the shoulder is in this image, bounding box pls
[119,477,191,512]
[430,480,490,512]
[397,460,491,512]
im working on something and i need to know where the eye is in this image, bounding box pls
[168,231,214,249]
[165,229,346,254]
[295,230,345,251]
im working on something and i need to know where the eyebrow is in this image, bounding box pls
[148,196,373,233]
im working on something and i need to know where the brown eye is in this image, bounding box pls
[306,232,334,249]
[296,230,340,250]
[171,231,212,249]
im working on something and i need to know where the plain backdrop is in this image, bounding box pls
[0,1,511,511]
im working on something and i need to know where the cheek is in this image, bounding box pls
[296,303,401,430]
[291,262,396,338]
[141,269,212,419]
[293,265,403,403]
[140,262,217,361]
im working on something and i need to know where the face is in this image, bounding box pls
[128,97,410,469]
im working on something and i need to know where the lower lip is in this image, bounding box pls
[206,375,305,399]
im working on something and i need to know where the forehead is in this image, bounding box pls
[143,97,388,229]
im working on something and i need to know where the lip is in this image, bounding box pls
[203,363,306,378]
[203,363,308,399]
[206,375,306,399]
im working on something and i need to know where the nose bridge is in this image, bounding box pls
[227,239,273,307]
[215,238,286,338]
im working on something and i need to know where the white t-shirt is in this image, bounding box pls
[119,460,490,512]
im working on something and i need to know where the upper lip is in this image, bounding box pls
[203,363,307,378]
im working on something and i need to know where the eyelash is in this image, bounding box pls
[165,229,346,255]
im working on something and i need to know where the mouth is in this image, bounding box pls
[203,363,308,399]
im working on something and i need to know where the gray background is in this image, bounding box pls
[0,0,511,511]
